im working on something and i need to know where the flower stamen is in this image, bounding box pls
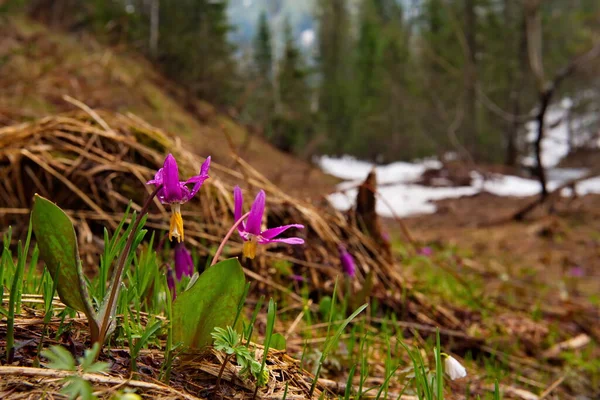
[169,203,184,242]
[243,235,258,259]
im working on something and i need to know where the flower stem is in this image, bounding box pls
[211,211,250,267]
[215,352,233,395]
[96,184,162,347]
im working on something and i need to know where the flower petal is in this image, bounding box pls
[445,356,467,380]
[186,156,211,198]
[245,190,265,235]
[179,184,192,203]
[200,156,211,176]
[260,224,304,240]
[174,243,194,280]
[147,168,164,185]
[233,186,246,232]
[162,154,183,202]
[259,237,305,245]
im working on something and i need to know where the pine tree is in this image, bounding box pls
[158,0,236,106]
[247,10,275,137]
[254,11,273,83]
[317,0,354,153]
[272,18,312,153]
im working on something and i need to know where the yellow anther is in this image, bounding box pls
[169,206,184,243]
[243,240,257,259]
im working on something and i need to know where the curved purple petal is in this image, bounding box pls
[188,176,209,198]
[239,231,251,242]
[179,184,192,203]
[186,157,211,199]
[186,157,211,184]
[338,245,356,278]
[245,190,265,236]
[162,154,183,203]
[261,224,304,240]
[174,243,194,280]
[259,237,305,245]
[233,186,246,232]
[147,168,164,185]
[200,156,211,176]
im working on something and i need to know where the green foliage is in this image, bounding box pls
[31,195,152,347]
[31,195,96,319]
[310,280,369,396]
[254,11,273,82]
[157,0,237,105]
[41,343,109,400]
[317,0,355,153]
[272,18,314,154]
[211,326,269,386]
[270,333,286,351]
[172,258,246,350]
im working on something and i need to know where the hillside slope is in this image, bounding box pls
[0,16,336,197]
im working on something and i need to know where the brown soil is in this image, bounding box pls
[399,191,600,296]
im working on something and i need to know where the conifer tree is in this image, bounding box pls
[247,10,275,137]
[158,0,236,106]
[254,11,273,84]
[317,0,354,153]
[272,18,312,153]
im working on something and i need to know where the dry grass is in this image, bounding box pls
[0,15,337,198]
[0,305,329,399]
[1,108,599,398]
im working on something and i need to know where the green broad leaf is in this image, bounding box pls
[173,258,246,351]
[270,333,286,351]
[31,195,96,322]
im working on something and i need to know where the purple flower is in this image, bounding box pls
[381,231,390,243]
[147,154,211,242]
[166,266,176,301]
[569,266,584,277]
[338,245,356,278]
[291,274,306,282]
[174,242,194,280]
[419,246,433,257]
[233,186,304,259]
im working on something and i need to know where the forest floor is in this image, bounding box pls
[1,13,599,400]
[402,190,600,297]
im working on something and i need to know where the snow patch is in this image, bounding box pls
[318,155,441,185]
[300,29,315,47]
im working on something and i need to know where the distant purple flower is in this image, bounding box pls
[381,230,390,243]
[419,246,433,257]
[569,266,584,277]
[338,245,356,278]
[166,267,176,301]
[174,242,194,280]
[147,154,211,242]
[291,274,305,282]
[233,186,304,259]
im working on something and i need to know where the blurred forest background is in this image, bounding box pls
[3,0,600,165]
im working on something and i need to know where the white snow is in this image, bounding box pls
[318,155,441,185]
[319,98,600,217]
[523,103,571,168]
[318,155,600,218]
[300,29,315,47]
[327,180,477,218]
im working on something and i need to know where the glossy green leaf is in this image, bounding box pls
[31,195,96,322]
[173,258,246,350]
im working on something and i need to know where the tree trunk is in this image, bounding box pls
[504,6,528,167]
[149,0,159,58]
[464,0,477,158]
